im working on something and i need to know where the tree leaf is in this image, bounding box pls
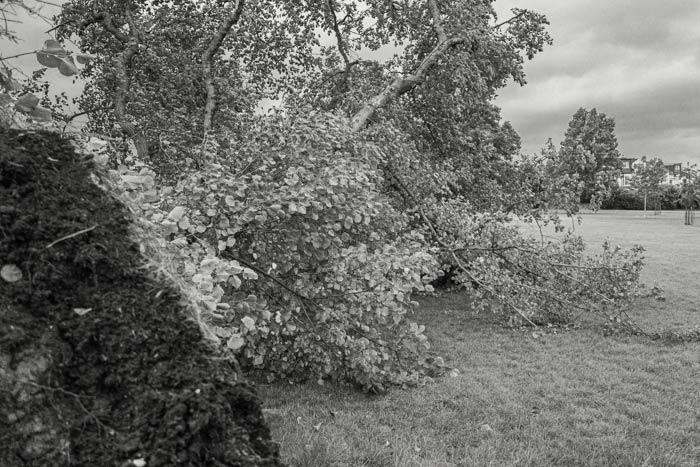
[36,39,68,68]
[167,206,186,221]
[241,316,256,330]
[36,51,63,68]
[14,94,40,113]
[29,106,53,122]
[177,216,191,230]
[76,53,96,64]
[41,39,66,55]
[1,264,22,283]
[58,56,79,77]
[226,334,245,351]
[0,68,22,92]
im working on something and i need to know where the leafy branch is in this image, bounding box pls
[350,0,470,130]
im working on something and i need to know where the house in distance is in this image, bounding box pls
[618,157,684,187]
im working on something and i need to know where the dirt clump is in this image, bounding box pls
[0,128,283,467]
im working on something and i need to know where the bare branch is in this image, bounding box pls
[45,225,98,249]
[0,50,38,61]
[202,0,245,134]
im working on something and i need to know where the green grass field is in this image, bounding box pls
[259,210,700,467]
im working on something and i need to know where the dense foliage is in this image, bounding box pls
[555,107,622,206]
[602,186,682,211]
[1,0,648,390]
[630,157,669,213]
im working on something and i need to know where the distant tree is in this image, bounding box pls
[630,157,667,215]
[680,165,700,225]
[557,107,622,207]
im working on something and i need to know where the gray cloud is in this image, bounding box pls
[494,0,700,164]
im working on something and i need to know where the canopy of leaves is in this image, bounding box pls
[631,157,668,212]
[556,107,622,205]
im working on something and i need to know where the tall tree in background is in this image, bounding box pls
[557,107,622,207]
[630,157,667,215]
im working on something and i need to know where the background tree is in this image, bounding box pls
[556,107,622,207]
[631,157,668,215]
[680,165,700,225]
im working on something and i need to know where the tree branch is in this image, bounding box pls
[327,0,350,70]
[0,50,39,61]
[350,0,467,130]
[81,12,128,43]
[323,0,361,110]
[427,0,447,42]
[493,10,527,29]
[202,0,245,134]
[102,8,147,158]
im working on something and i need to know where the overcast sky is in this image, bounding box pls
[492,0,700,165]
[4,1,700,165]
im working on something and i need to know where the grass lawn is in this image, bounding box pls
[259,210,700,466]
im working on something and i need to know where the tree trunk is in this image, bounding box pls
[643,191,647,216]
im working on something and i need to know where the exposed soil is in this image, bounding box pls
[0,128,282,466]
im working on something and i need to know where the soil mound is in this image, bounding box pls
[0,129,282,467]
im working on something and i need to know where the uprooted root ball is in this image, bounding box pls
[0,129,282,467]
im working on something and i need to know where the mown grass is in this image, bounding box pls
[259,211,700,466]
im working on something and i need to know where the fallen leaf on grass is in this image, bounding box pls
[479,423,494,433]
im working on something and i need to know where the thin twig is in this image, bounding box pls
[0,50,38,61]
[17,379,118,434]
[493,10,527,29]
[45,225,97,249]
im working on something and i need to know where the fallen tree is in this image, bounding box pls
[35,0,649,392]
